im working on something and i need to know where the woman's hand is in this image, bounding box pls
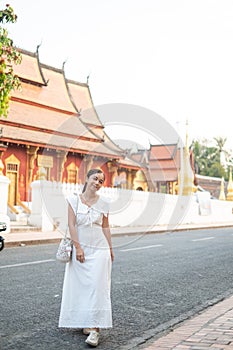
[110,247,114,262]
[68,204,85,262]
[75,245,85,263]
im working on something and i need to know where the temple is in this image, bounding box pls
[0,48,141,210]
[0,48,227,217]
[127,141,197,194]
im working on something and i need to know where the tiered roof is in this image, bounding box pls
[148,143,180,182]
[130,143,181,182]
[1,48,139,166]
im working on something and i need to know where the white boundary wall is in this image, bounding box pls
[28,180,233,232]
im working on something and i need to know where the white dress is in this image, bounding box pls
[58,193,112,329]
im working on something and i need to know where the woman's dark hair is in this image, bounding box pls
[82,168,105,193]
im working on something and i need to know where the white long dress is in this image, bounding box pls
[58,193,112,329]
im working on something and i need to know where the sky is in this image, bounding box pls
[3,0,233,153]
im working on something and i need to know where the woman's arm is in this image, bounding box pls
[102,214,114,262]
[68,203,85,263]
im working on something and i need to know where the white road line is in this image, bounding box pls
[120,244,163,252]
[0,259,55,269]
[192,237,215,242]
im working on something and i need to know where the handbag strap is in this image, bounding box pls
[62,193,79,239]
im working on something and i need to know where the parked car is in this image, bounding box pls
[0,222,6,251]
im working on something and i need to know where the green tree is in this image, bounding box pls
[214,136,227,152]
[191,139,207,173]
[0,4,22,117]
[208,162,226,178]
[191,138,228,179]
[213,136,230,170]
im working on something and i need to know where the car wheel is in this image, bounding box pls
[0,236,4,251]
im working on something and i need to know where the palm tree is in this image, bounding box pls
[214,137,228,170]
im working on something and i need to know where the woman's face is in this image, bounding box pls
[87,172,105,192]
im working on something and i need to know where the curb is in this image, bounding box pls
[5,238,61,248]
[4,224,233,248]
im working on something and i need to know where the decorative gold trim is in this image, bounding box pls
[5,154,20,205]
[67,162,79,183]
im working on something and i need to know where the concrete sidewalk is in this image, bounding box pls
[143,295,233,350]
[3,221,233,247]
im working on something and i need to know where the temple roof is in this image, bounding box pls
[66,80,103,127]
[8,99,97,141]
[1,48,139,166]
[13,63,78,114]
[1,124,123,157]
[64,74,123,154]
[13,49,47,86]
[148,169,179,182]
[148,144,180,182]
[129,143,182,182]
[149,144,179,160]
[116,156,143,169]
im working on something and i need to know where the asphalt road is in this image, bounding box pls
[1,227,233,350]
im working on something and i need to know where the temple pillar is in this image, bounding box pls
[56,150,67,182]
[127,170,133,189]
[83,155,94,180]
[106,161,116,187]
[131,169,138,190]
[26,146,39,200]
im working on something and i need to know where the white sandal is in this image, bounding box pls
[85,330,100,347]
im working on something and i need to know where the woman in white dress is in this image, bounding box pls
[59,168,114,347]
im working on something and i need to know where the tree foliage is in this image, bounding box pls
[191,137,233,180]
[0,4,22,117]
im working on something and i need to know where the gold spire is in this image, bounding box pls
[219,177,226,200]
[226,167,233,201]
[178,119,196,195]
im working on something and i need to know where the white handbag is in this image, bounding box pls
[56,194,79,263]
[56,229,72,263]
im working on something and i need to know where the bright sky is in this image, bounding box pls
[4,0,233,152]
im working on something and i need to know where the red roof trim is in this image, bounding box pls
[19,77,47,87]
[3,139,122,158]
[0,120,102,143]
[85,123,104,129]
